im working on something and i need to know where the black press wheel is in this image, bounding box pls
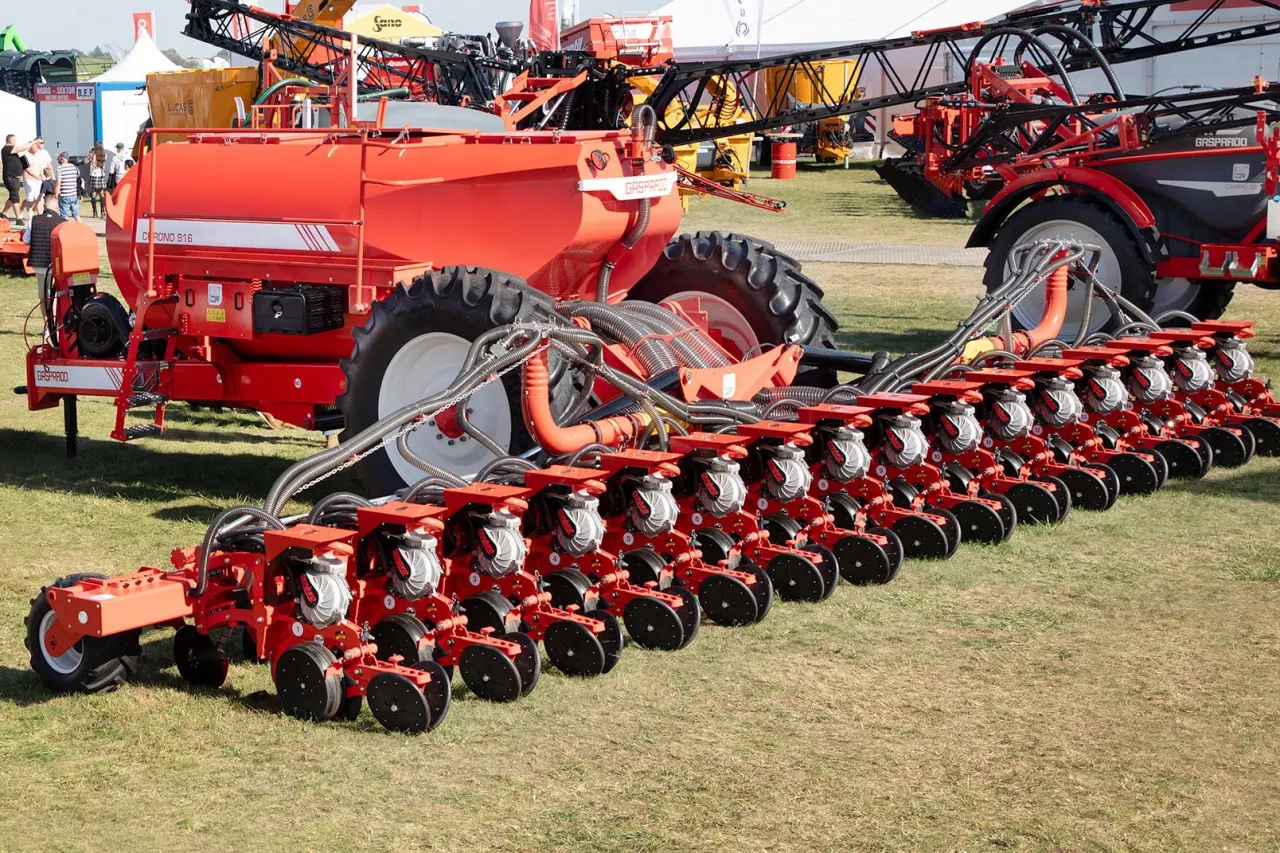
[1108,452,1161,495]
[1082,463,1122,506]
[930,507,963,556]
[275,643,344,722]
[825,493,862,531]
[1200,426,1250,469]
[892,514,951,560]
[542,569,594,611]
[505,631,542,696]
[979,491,1018,541]
[627,231,840,385]
[458,643,523,702]
[544,619,608,676]
[983,197,1157,340]
[831,533,893,585]
[666,585,702,649]
[584,608,625,674]
[695,573,759,627]
[1243,417,1280,457]
[1153,439,1206,481]
[338,266,571,493]
[802,541,840,600]
[762,514,803,548]
[366,671,432,735]
[764,552,828,603]
[25,574,140,695]
[1002,481,1061,525]
[1057,466,1115,512]
[173,625,229,688]
[622,596,686,651]
[1032,474,1072,522]
[950,499,1006,545]
[738,563,774,622]
[867,526,905,581]
[409,660,452,730]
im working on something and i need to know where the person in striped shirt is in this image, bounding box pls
[54,151,80,221]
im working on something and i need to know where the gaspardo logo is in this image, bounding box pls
[1195,136,1249,148]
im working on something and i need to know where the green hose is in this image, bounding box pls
[253,77,324,106]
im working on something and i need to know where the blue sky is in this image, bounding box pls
[6,1,637,57]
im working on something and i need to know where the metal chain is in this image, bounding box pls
[293,341,550,495]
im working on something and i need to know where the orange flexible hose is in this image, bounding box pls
[522,348,646,454]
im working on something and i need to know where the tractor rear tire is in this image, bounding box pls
[338,266,570,496]
[984,197,1157,339]
[25,574,141,694]
[627,231,839,384]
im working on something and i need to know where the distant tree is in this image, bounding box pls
[87,46,111,59]
[161,48,200,69]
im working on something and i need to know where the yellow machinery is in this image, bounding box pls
[147,66,261,140]
[631,73,753,206]
[767,60,863,162]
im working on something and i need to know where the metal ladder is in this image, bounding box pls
[110,290,178,442]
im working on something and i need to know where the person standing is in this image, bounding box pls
[107,142,128,191]
[86,142,108,218]
[21,137,51,224]
[2,135,34,222]
[54,151,81,221]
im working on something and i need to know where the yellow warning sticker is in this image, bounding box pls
[206,308,226,323]
[70,272,92,286]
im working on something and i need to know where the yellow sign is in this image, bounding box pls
[71,272,92,285]
[206,308,226,323]
[347,4,442,41]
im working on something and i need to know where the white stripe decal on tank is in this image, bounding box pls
[135,219,342,252]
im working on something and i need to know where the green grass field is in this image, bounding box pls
[0,166,1278,852]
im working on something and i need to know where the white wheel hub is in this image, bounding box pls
[661,291,759,359]
[378,332,512,483]
[39,610,83,675]
[1003,219,1206,340]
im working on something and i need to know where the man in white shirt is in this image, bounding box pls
[108,142,129,188]
[21,138,51,222]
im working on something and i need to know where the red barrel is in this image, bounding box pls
[770,141,797,179]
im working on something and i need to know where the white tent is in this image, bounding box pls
[90,31,180,83]
[652,0,1025,61]
[0,91,37,142]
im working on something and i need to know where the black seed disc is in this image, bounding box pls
[274,643,342,722]
[622,596,685,651]
[584,608,625,673]
[1146,443,1169,487]
[1003,482,1060,525]
[892,515,950,560]
[366,672,431,735]
[1244,417,1280,457]
[505,631,541,696]
[544,619,607,674]
[832,534,892,585]
[409,660,451,729]
[458,643,522,702]
[457,592,512,637]
[666,585,702,648]
[1153,439,1204,481]
[370,614,427,664]
[1202,426,1248,468]
[696,573,759,626]
[867,526,904,581]
[950,500,1006,544]
[1108,453,1160,495]
[762,514,803,547]
[1057,467,1113,512]
[765,552,828,602]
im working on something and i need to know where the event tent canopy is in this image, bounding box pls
[90,30,180,83]
[0,89,36,141]
[652,0,1024,60]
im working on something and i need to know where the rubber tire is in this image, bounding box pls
[173,625,229,688]
[1156,282,1235,324]
[337,266,570,495]
[25,574,141,694]
[627,231,839,384]
[370,613,428,665]
[984,197,1157,334]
